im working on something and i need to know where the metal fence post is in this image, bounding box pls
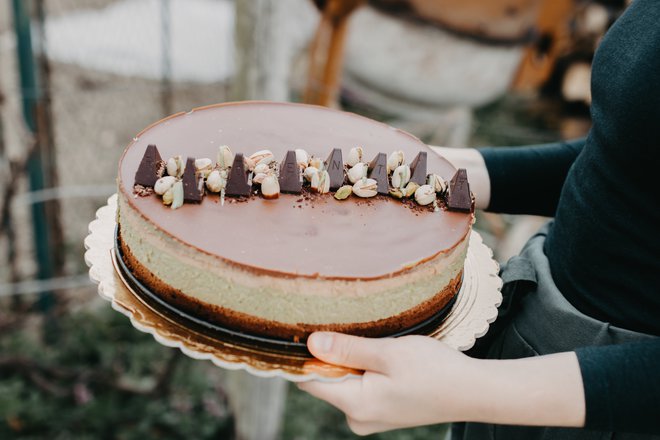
[11,0,63,313]
[160,0,173,117]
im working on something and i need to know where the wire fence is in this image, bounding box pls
[0,0,234,302]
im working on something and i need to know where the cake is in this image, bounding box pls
[116,101,473,342]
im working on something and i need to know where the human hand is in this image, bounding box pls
[297,332,476,435]
[298,331,586,435]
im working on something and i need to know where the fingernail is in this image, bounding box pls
[310,332,333,353]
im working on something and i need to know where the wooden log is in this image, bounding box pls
[407,0,542,42]
[304,0,365,106]
[512,0,573,91]
[227,2,297,439]
[225,371,288,440]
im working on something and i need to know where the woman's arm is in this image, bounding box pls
[433,139,585,216]
[576,341,660,434]
[298,332,585,435]
[300,332,660,436]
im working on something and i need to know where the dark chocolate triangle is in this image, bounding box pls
[279,150,302,193]
[134,144,163,187]
[409,151,427,185]
[447,168,472,212]
[182,157,203,203]
[226,153,252,197]
[367,153,388,195]
[324,148,344,190]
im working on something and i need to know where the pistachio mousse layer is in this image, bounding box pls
[117,102,473,340]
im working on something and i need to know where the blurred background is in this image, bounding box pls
[0,0,626,438]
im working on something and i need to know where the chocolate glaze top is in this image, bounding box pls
[118,102,472,279]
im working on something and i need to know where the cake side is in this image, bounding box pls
[118,227,464,340]
[118,189,469,335]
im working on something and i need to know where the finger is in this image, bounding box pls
[297,377,363,414]
[307,332,391,372]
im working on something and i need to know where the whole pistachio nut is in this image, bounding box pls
[206,170,226,193]
[387,150,405,174]
[404,181,420,197]
[319,172,331,194]
[346,146,363,167]
[295,149,310,169]
[334,185,353,200]
[171,180,184,209]
[312,170,331,194]
[257,156,278,168]
[194,158,213,178]
[162,187,174,205]
[249,150,274,166]
[166,157,177,177]
[347,162,368,184]
[166,155,185,178]
[217,145,234,169]
[261,175,280,199]
[309,156,324,171]
[195,158,212,170]
[253,163,270,175]
[310,169,321,191]
[154,175,177,195]
[391,164,411,189]
[243,156,256,172]
[253,172,268,185]
[352,178,378,198]
[303,166,319,183]
[414,184,435,206]
[427,173,448,194]
[389,188,404,199]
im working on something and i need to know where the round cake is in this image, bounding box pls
[117,101,473,341]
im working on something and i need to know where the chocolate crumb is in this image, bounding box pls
[132,184,153,197]
[156,160,166,178]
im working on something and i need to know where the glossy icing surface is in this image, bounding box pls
[118,102,471,279]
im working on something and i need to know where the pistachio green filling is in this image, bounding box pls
[119,195,466,325]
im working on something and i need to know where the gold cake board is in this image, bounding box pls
[85,195,502,382]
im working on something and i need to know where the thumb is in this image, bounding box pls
[307,332,390,372]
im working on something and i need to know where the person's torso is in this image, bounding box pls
[545,0,660,335]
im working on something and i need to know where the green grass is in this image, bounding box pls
[0,305,448,439]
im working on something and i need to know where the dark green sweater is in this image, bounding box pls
[479,0,659,434]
